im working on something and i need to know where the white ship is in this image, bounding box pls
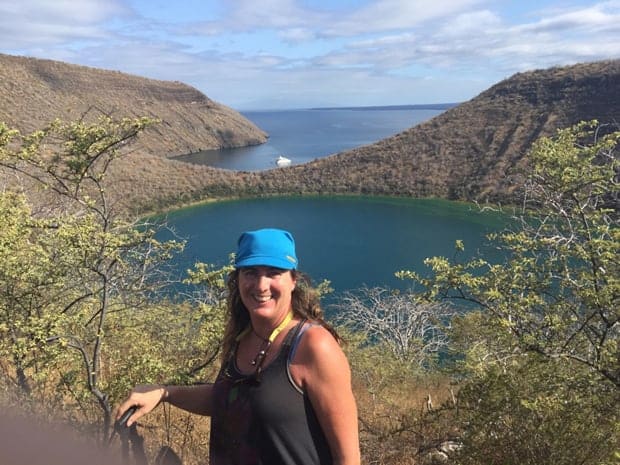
[275,155,292,167]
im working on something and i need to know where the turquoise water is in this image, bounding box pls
[162,106,504,306]
[156,196,506,303]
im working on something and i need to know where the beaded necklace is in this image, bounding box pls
[237,310,294,377]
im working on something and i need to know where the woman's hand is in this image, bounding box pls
[115,384,167,427]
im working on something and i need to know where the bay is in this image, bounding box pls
[173,107,448,171]
[156,196,506,305]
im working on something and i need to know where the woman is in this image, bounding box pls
[117,228,360,465]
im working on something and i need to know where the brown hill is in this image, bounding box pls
[252,59,620,203]
[2,56,618,215]
[0,53,267,157]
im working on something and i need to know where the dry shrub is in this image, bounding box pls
[348,344,459,465]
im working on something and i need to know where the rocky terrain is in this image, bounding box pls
[1,54,618,214]
[0,53,267,157]
[256,59,620,203]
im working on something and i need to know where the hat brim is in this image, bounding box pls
[235,255,297,270]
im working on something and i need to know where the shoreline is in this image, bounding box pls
[140,192,512,224]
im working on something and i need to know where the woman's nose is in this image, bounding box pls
[255,273,270,289]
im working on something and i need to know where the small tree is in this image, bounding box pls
[333,288,459,465]
[397,121,619,463]
[0,116,184,438]
[443,308,619,465]
[0,192,71,396]
[399,121,619,387]
[334,287,454,365]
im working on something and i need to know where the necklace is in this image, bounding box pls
[251,328,269,343]
[238,310,294,370]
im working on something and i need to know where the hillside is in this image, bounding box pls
[253,59,620,203]
[0,53,267,157]
[1,56,618,214]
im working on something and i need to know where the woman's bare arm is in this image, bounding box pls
[116,383,213,426]
[292,326,361,465]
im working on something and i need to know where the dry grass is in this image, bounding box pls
[4,55,620,219]
[353,373,459,465]
[0,53,267,158]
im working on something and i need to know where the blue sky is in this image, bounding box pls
[1,0,619,110]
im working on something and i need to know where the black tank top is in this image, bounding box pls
[209,320,333,465]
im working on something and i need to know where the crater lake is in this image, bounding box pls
[161,105,505,307]
[156,196,507,306]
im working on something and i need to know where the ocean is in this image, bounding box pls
[173,105,450,171]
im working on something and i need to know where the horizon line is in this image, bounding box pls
[241,103,460,112]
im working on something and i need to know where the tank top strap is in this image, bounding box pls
[282,318,308,350]
[227,319,308,371]
[287,320,321,364]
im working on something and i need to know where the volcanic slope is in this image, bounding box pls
[0,53,267,157]
[255,59,620,203]
[2,57,618,214]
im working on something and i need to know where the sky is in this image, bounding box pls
[1,0,619,110]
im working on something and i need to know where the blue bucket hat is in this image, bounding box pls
[234,228,298,270]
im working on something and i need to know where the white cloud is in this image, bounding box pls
[518,2,620,34]
[0,0,125,23]
[0,0,127,48]
[279,27,318,42]
[1,0,619,109]
[324,0,485,35]
[311,1,620,75]
[181,0,485,38]
[437,10,502,36]
[184,0,325,35]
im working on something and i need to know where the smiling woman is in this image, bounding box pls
[117,228,361,465]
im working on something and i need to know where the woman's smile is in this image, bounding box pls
[238,266,296,318]
[251,293,272,304]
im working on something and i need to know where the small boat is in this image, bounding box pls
[275,155,291,167]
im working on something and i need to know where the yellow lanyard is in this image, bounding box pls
[266,310,294,342]
[235,310,295,375]
[236,309,294,342]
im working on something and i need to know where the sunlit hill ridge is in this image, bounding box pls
[1,53,619,214]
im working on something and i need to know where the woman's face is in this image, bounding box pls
[237,266,296,320]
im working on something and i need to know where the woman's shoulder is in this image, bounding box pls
[294,321,344,362]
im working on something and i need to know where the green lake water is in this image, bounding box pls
[156,196,508,306]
